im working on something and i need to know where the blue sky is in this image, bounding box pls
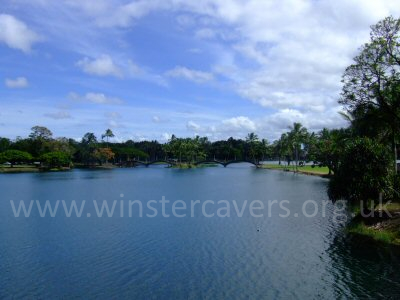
[1,0,400,142]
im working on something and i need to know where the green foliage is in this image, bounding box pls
[28,126,54,157]
[272,123,310,167]
[0,137,11,152]
[79,132,98,165]
[340,16,400,173]
[313,128,350,174]
[328,138,393,203]
[347,221,400,245]
[102,128,115,145]
[245,133,265,161]
[164,135,207,163]
[40,151,71,168]
[0,153,6,164]
[0,150,33,166]
[29,126,53,140]
[113,147,149,161]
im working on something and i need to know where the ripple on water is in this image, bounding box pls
[1,168,400,298]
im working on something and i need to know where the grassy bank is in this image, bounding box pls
[0,165,39,173]
[347,222,400,245]
[1,164,76,173]
[261,164,330,176]
[347,203,400,246]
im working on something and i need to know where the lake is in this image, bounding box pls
[1,165,400,299]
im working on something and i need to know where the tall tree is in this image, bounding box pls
[102,129,115,147]
[246,132,262,162]
[288,122,308,171]
[80,133,98,165]
[340,16,400,173]
[29,126,53,140]
[0,138,11,152]
[28,126,53,157]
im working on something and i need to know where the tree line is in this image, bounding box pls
[0,124,316,167]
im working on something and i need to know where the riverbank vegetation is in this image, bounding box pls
[0,123,342,172]
[333,16,400,245]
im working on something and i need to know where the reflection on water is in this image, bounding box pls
[0,166,399,298]
[328,234,400,298]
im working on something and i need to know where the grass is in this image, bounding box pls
[347,200,400,246]
[375,202,400,212]
[0,164,39,173]
[0,164,74,173]
[261,163,330,176]
[347,221,400,246]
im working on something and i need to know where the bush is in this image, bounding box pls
[328,138,393,203]
[0,150,33,166]
[40,151,71,168]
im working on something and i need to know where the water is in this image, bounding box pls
[1,165,400,299]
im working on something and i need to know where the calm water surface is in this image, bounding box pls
[1,165,400,299]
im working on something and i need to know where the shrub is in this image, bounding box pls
[328,138,393,203]
[40,151,71,168]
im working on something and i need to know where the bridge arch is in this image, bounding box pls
[130,160,149,166]
[194,160,225,166]
[146,160,175,166]
[224,160,260,167]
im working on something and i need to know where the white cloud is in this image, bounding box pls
[107,120,119,128]
[44,111,72,120]
[222,116,256,132]
[5,77,28,88]
[152,115,170,123]
[196,0,400,113]
[196,109,347,141]
[166,66,214,83]
[69,92,123,105]
[186,120,201,131]
[195,28,216,39]
[105,112,121,119]
[176,15,196,27]
[0,14,40,53]
[161,132,172,141]
[76,55,122,77]
[127,60,168,86]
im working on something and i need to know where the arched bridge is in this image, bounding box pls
[194,160,261,167]
[125,159,261,168]
[129,159,176,167]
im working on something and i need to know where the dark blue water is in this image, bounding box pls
[1,165,400,299]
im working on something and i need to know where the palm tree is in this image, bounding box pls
[288,122,308,171]
[246,132,259,161]
[279,133,292,167]
[261,139,270,161]
[102,129,115,147]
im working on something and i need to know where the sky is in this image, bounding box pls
[1,0,400,142]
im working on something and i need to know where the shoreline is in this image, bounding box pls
[1,163,331,174]
[0,165,117,174]
[260,164,331,178]
[346,203,400,246]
